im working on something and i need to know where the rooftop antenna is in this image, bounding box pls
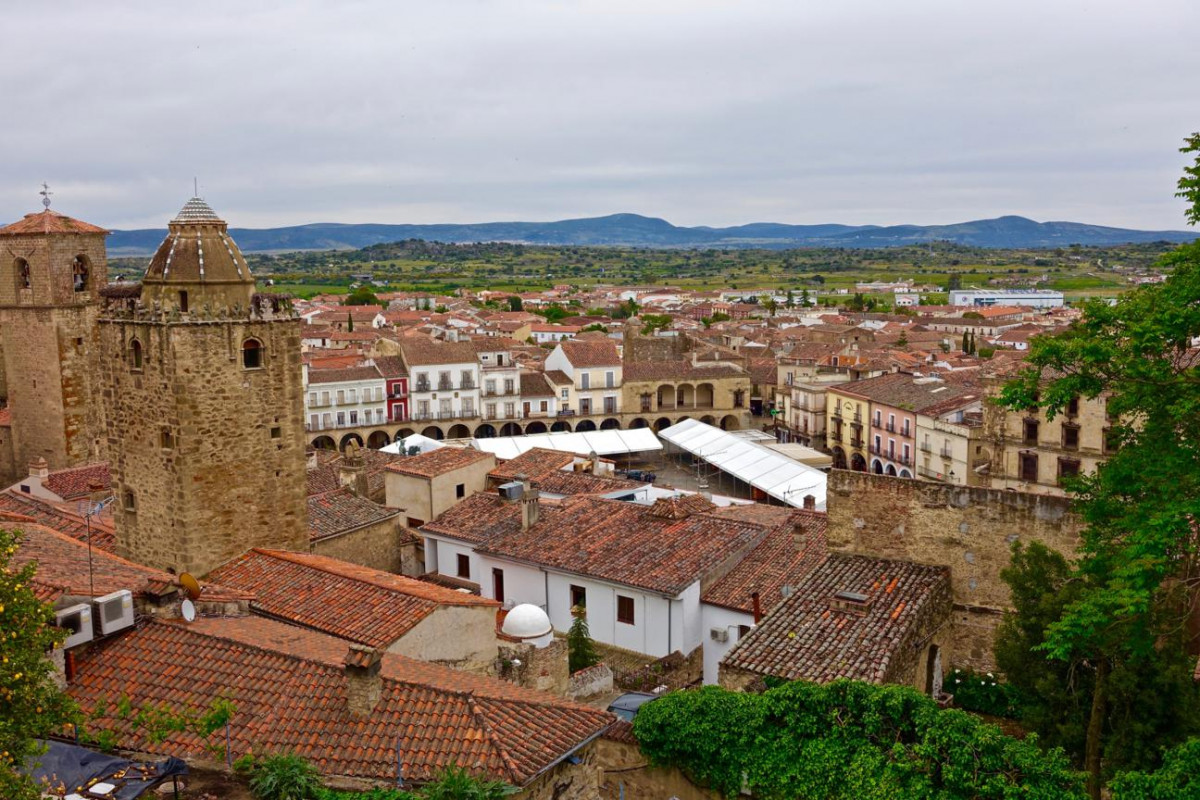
[76,495,115,599]
[193,177,199,198]
[39,182,53,209]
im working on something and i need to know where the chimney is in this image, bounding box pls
[803,494,816,511]
[28,457,49,480]
[751,591,762,624]
[339,448,369,497]
[521,478,540,530]
[344,644,383,716]
[306,449,319,470]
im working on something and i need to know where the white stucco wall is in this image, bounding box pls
[700,604,755,685]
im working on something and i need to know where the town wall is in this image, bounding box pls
[593,736,715,800]
[825,470,1081,670]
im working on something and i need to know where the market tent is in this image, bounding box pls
[659,418,827,509]
[467,428,663,460]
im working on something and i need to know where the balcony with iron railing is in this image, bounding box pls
[484,387,518,397]
[411,410,479,422]
[415,381,432,393]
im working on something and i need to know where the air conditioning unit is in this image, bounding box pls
[55,603,94,649]
[93,589,134,635]
[710,627,729,643]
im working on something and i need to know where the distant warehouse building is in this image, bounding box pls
[949,289,1064,308]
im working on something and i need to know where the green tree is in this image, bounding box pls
[506,295,523,312]
[634,680,1085,799]
[640,314,673,335]
[0,528,77,800]
[343,287,382,307]
[346,311,354,333]
[961,331,970,353]
[996,134,1200,797]
[785,289,795,308]
[801,288,811,306]
[538,304,569,323]
[947,273,962,290]
[1110,738,1200,799]
[1177,131,1200,226]
[566,606,600,674]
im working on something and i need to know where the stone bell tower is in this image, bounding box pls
[98,197,307,576]
[0,187,108,482]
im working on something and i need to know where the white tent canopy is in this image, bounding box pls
[658,419,827,510]
[378,433,445,455]
[466,428,663,460]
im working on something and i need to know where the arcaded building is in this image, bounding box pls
[98,198,307,576]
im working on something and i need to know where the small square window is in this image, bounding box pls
[570,584,586,609]
[270,426,282,439]
[456,483,465,499]
[617,595,635,625]
[456,553,470,579]
[737,624,752,639]
[123,490,136,512]
[160,429,174,449]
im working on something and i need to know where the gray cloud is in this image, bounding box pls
[2,0,1198,231]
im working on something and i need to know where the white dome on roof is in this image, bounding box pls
[502,604,552,639]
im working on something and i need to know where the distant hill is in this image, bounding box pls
[102,213,1198,255]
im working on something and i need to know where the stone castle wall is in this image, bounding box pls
[826,470,1082,670]
[99,315,308,576]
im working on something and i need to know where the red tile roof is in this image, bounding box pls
[307,365,382,384]
[622,361,747,382]
[0,490,116,551]
[399,338,478,367]
[42,462,111,501]
[307,488,400,541]
[557,340,620,367]
[0,209,109,236]
[207,549,496,647]
[306,449,402,498]
[69,616,613,786]
[701,509,828,614]
[454,496,767,596]
[488,449,575,481]
[721,554,951,684]
[385,448,493,479]
[532,471,644,497]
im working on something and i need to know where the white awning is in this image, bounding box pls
[378,433,445,455]
[467,428,663,460]
[658,418,826,510]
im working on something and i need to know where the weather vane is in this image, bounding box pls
[39,182,52,209]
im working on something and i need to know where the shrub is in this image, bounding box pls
[946,668,1024,718]
[249,753,321,800]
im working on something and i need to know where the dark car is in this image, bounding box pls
[606,691,659,722]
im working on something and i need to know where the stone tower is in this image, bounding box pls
[98,197,307,576]
[0,201,109,483]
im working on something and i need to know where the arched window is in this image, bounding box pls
[72,255,90,292]
[242,338,263,369]
[14,258,31,291]
[130,339,143,371]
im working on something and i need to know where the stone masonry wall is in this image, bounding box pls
[312,517,405,573]
[100,315,308,577]
[826,470,1081,670]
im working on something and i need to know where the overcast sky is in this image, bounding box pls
[3,1,1198,231]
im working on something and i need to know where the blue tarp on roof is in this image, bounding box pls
[25,740,188,799]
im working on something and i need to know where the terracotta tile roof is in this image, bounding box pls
[372,355,408,378]
[421,493,524,545]
[10,520,175,598]
[532,471,644,497]
[69,616,613,786]
[399,338,477,366]
[385,448,493,479]
[557,340,620,367]
[468,496,767,596]
[519,372,553,396]
[721,554,951,684]
[623,361,746,383]
[307,365,382,384]
[0,490,116,551]
[748,359,778,387]
[544,370,571,385]
[307,489,400,542]
[836,372,981,414]
[489,449,575,481]
[42,462,111,501]
[0,209,109,236]
[306,450,402,498]
[469,338,521,353]
[208,549,496,647]
[702,509,828,614]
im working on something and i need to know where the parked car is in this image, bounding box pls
[606,691,659,722]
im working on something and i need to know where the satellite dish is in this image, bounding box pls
[179,572,202,600]
[180,598,196,623]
